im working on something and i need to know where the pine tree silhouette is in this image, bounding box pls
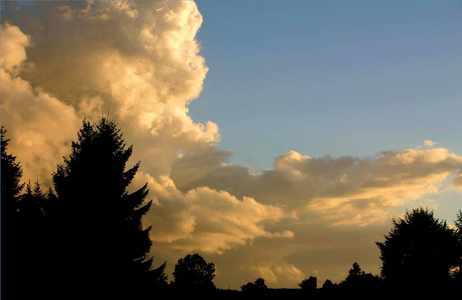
[50,118,165,297]
[1,127,24,231]
[1,127,25,298]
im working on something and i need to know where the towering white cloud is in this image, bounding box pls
[10,1,218,175]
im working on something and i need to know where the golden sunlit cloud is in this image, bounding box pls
[172,146,462,226]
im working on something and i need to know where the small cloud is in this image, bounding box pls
[424,140,437,147]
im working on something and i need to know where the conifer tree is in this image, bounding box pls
[1,128,50,299]
[18,181,49,296]
[1,127,24,231]
[1,127,24,298]
[19,181,45,228]
[51,118,165,296]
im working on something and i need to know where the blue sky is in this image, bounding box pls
[192,1,462,173]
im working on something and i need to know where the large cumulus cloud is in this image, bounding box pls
[1,1,289,260]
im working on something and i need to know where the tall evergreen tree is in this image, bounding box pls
[50,118,165,296]
[1,127,25,298]
[1,127,24,231]
[17,181,49,297]
[2,128,50,299]
[19,181,45,228]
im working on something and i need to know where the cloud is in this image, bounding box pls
[424,140,437,147]
[168,144,462,286]
[137,172,292,254]
[1,1,218,178]
[57,0,139,21]
[0,22,30,74]
[8,1,217,162]
[1,23,81,185]
[251,261,305,284]
[172,146,462,226]
[1,1,288,256]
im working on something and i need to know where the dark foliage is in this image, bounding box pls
[241,277,268,293]
[46,118,167,297]
[1,127,24,214]
[451,210,462,288]
[338,262,384,295]
[1,127,25,297]
[1,129,51,299]
[322,279,335,290]
[299,276,317,291]
[376,207,460,293]
[172,253,216,292]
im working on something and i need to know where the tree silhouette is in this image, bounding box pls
[376,207,459,292]
[299,276,317,291]
[17,181,50,296]
[1,127,24,234]
[453,210,462,287]
[455,210,462,230]
[19,181,45,227]
[322,279,335,290]
[338,262,383,294]
[1,128,54,299]
[1,127,25,298]
[1,127,24,200]
[172,253,216,292]
[241,277,268,293]
[50,118,165,297]
[348,262,364,277]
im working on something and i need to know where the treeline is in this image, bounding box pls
[2,118,462,299]
[294,207,462,297]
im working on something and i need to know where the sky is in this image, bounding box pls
[1,0,462,289]
[193,1,462,172]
